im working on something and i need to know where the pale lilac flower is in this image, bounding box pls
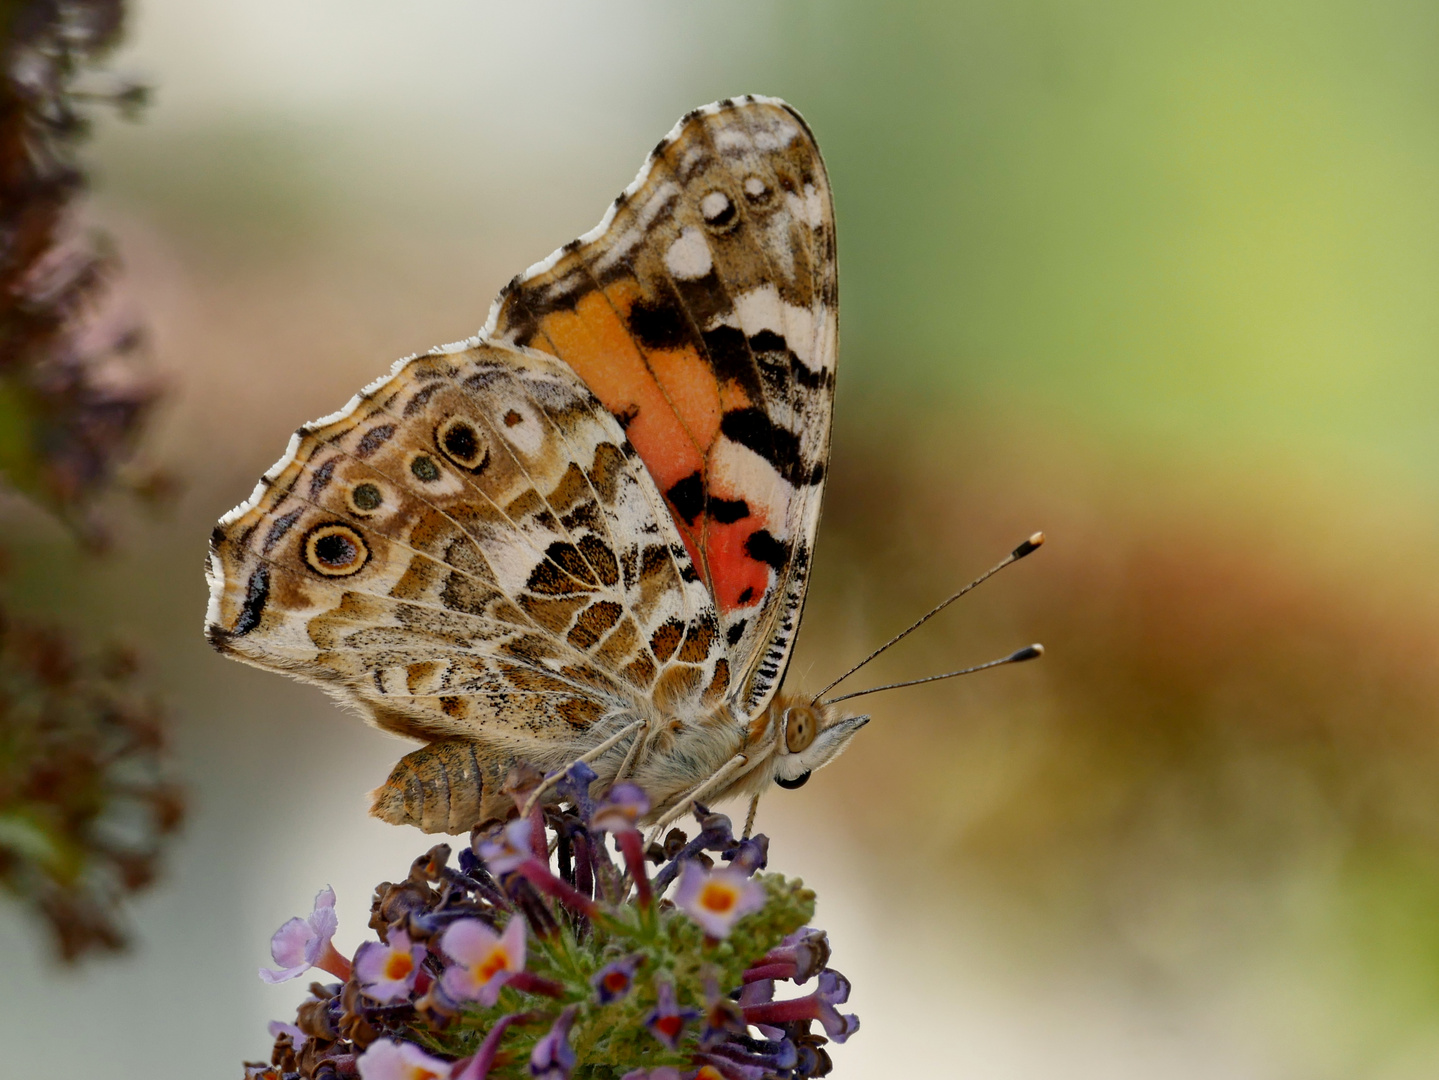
[439,917,526,1006]
[643,979,699,1050]
[620,1070,682,1080]
[355,927,426,1003]
[260,886,351,983]
[266,1020,308,1051]
[741,969,859,1043]
[528,1005,577,1079]
[589,784,648,833]
[672,860,765,938]
[356,1038,452,1080]
[477,818,532,875]
[590,955,639,1004]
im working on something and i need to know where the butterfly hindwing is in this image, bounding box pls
[487,95,837,715]
[205,342,730,763]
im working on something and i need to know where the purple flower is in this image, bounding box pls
[355,927,427,1003]
[260,886,352,983]
[355,1038,453,1080]
[590,784,648,833]
[672,861,766,938]
[529,1005,578,1079]
[742,928,830,984]
[266,1020,308,1051]
[439,917,526,1007]
[555,761,599,823]
[590,955,639,1004]
[478,819,532,875]
[620,1070,682,1080]
[644,979,699,1050]
[741,969,859,1043]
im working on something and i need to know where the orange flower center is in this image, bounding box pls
[655,1015,683,1039]
[383,951,414,981]
[699,882,738,914]
[476,946,512,982]
[604,971,629,992]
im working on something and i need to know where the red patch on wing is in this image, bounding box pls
[703,516,770,611]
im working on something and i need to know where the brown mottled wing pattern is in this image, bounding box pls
[205,342,729,766]
[487,95,837,715]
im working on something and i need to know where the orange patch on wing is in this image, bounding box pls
[647,344,722,453]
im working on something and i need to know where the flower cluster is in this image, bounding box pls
[0,609,184,960]
[247,765,857,1079]
[0,0,168,544]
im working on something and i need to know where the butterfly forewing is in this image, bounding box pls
[488,95,837,714]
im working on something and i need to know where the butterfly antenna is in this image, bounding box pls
[811,531,1045,703]
[821,644,1043,706]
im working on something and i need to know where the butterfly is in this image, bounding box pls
[206,96,936,835]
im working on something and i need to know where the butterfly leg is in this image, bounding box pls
[743,793,761,839]
[519,718,647,818]
[650,752,756,831]
[613,717,652,782]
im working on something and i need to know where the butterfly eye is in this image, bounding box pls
[304,523,369,577]
[349,483,383,513]
[784,705,817,754]
[436,417,490,471]
[409,454,440,482]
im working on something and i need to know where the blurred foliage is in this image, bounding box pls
[800,406,1439,1071]
[0,608,182,960]
[0,0,164,545]
[0,0,179,963]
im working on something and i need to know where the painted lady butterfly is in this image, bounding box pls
[204,97,863,835]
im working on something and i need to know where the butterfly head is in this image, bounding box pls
[759,695,869,791]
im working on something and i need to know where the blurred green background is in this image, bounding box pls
[8,1,1439,1076]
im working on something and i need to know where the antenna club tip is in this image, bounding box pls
[1012,532,1045,559]
[1009,643,1044,663]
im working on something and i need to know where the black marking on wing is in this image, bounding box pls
[356,424,397,458]
[309,458,338,498]
[627,295,691,351]
[666,471,705,525]
[261,509,303,554]
[719,407,818,487]
[708,495,749,524]
[232,566,270,638]
[743,529,789,572]
[701,324,763,399]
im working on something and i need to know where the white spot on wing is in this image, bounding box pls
[733,285,783,336]
[700,190,731,222]
[785,184,825,229]
[638,182,680,229]
[594,228,643,273]
[752,119,800,151]
[664,226,713,280]
[712,126,751,153]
